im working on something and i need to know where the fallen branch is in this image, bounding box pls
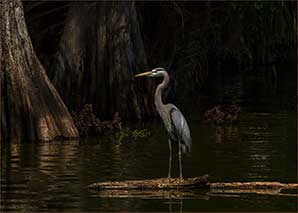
[88,176,297,198]
[88,175,209,190]
[92,189,209,199]
[210,181,298,190]
[210,182,298,197]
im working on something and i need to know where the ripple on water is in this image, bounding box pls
[0,113,296,211]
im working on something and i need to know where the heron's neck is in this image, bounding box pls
[155,73,170,109]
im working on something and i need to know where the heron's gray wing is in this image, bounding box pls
[169,105,192,153]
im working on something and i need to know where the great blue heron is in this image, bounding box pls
[135,68,191,178]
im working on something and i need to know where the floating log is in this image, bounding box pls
[89,176,297,198]
[210,182,298,197]
[210,181,298,190]
[93,189,209,200]
[88,175,210,190]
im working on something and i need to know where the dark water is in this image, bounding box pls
[1,112,297,211]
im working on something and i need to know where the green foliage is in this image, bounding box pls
[115,127,151,143]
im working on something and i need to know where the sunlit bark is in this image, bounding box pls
[0,0,78,141]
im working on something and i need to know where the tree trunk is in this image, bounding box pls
[49,1,155,120]
[0,0,78,141]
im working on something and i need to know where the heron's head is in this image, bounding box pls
[135,67,167,78]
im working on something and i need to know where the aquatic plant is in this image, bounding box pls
[115,127,151,143]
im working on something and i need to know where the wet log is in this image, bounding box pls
[91,189,209,199]
[89,177,297,198]
[210,182,298,196]
[210,181,298,190]
[88,175,210,190]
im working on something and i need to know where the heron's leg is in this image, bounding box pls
[168,198,173,212]
[178,141,183,179]
[168,139,172,178]
[180,198,183,213]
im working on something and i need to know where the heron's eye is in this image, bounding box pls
[152,67,164,73]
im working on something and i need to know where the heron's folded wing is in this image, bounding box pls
[170,106,192,152]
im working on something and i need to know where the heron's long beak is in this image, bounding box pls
[135,71,151,77]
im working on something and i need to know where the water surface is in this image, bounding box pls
[1,112,297,211]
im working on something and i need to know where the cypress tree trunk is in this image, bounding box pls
[49,1,154,120]
[0,0,78,141]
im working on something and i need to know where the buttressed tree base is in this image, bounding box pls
[0,0,78,141]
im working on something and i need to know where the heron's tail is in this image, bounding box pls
[181,142,191,156]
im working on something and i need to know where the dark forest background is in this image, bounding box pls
[1,0,296,141]
[24,1,296,115]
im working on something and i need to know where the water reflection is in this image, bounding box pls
[215,125,240,144]
[167,198,183,213]
[204,112,296,183]
[0,112,296,211]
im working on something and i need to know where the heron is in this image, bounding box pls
[135,68,191,179]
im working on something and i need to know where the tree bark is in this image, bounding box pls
[49,1,155,120]
[93,189,206,199]
[88,175,210,190]
[89,176,297,198]
[0,0,78,141]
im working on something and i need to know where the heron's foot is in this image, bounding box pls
[168,170,171,179]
